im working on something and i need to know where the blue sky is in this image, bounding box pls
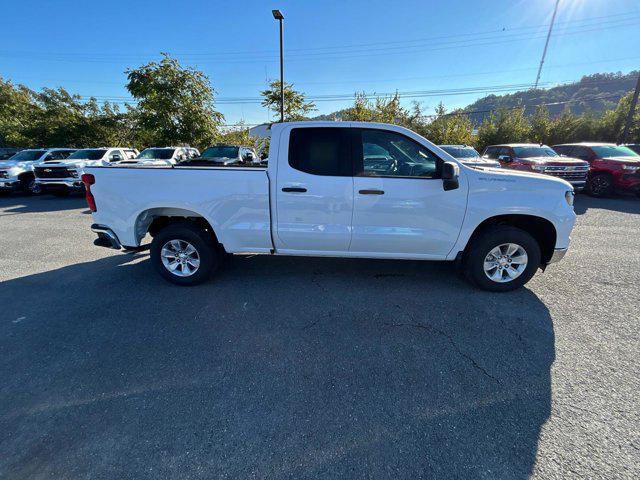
[1,0,639,125]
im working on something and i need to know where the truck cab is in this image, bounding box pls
[85,122,576,292]
[34,147,137,195]
[0,148,76,194]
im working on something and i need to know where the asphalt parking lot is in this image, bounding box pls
[0,193,638,479]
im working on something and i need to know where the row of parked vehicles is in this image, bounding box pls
[0,145,260,196]
[440,142,640,197]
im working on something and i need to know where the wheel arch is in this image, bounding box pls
[134,207,222,248]
[464,214,557,265]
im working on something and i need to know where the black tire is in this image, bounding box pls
[464,226,541,292]
[586,173,613,197]
[150,222,218,286]
[19,174,38,195]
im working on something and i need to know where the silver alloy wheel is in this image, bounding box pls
[483,243,528,283]
[160,239,201,277]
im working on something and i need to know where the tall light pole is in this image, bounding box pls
[534,0,561,89]
[272,10,285,123]
[619,72,640,144]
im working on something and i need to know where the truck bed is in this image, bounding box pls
[86,165,273,252]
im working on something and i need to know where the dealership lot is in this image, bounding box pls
[0,194,638,479]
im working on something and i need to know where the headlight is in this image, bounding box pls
[622,164,639,171]
[565,190,575,206]
[531,165,546,172]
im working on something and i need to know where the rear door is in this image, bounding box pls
[350,127,467,258]
[274,125,354,253]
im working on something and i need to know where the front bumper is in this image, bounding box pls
[548,247,568,264]
[0,178,20,190]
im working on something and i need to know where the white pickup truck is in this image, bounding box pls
[34,147,138,195]
[83,122,576,291]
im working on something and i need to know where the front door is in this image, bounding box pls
[350,127,467,258]
[274,125,354,253]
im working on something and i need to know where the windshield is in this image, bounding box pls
[440,146,480,159]
[5,150,46,161]
[591,145,639,158]
[67,149,107,160]
[512,146,558,158]
[137,148,175,160]
[201,146,239,160]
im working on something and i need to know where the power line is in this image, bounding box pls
[0,14,637,65]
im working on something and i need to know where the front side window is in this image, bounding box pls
[288,127,351,176]
[355,129,440,178]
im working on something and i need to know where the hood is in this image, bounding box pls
[39,158,108,168]
[601,156,640,165]
[474,164,573,189]
[517,156,587,166]
[0,158,39,168]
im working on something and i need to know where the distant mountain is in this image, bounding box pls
[312,71,638,125]
[462,71,638,125]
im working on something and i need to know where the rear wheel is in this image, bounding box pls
[150,222,219,286]
[587,173,613,197]
[465,226,541,292]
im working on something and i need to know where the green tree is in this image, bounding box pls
[0,78,37,147]
[475,106,531,152]
[126,53,223,147]
[260,80,316,121]
[530,105,553,144]
[421,102,473,145]
[342,92,374,121]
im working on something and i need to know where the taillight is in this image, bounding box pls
[81,173,97,212]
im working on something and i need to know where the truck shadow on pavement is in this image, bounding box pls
[0,253,554,479]
[0,193,88,215]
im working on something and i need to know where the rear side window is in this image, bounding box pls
[288,127,351,176]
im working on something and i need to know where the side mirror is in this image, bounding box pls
[442,161,460,191]
[498,154,512,163]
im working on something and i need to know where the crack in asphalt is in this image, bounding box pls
[385,307,500,384]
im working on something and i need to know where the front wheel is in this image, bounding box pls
[150,222,219,286]
[465,226,541,292]
[586,173,613,197]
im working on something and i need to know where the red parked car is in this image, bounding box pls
[552,143,640,197]
[481,144,589,191]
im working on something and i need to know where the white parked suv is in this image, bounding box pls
[119,147,200,166]
[83,122,576,292]
[33,147,137,195]
[185,145,259,166]
[0,148,76,194]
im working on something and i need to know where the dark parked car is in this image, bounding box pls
[482,143,589,191]
[552,143,640,197]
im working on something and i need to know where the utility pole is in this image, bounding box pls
[272,10,285,122]
[534,0,561,89]
[619,72,640,144]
